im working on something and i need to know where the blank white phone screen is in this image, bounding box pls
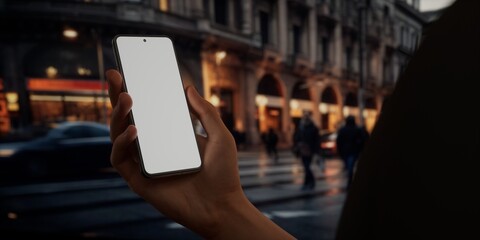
[114,36,201,176]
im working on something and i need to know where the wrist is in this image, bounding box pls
[209,193,295,240]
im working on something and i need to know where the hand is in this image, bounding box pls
[106,69,294,239]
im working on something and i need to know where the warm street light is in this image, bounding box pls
[255,95,268,106]
[46,66,58,78]
[63,27,78,39]
[290,99,299,109]
[6,92,19,112]
[319,103,328,114]
[212,50,227,112]
[215,50,227,65]
[209,94,220,107]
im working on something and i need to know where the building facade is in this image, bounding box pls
[0,0,425,146]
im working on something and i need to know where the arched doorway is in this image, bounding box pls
[343,91,360,123]
[290,81,312,128]
[256,74,283,135]
[319,86,340,132]
[364,97,378,132]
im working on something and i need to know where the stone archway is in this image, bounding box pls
[256,74,284,135]
[290,80,312,128]
[319,86,341,132]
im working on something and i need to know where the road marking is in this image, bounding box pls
[271,210,322,218]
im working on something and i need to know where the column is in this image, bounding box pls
[332,23,343,76]
[278,0,288,58]
[242,0,252,34]
[244,65,261,145]
[190,0,205,18]
[308,6,317,66]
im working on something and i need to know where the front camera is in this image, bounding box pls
[143,39,146,42]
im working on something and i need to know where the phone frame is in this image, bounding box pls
[112,34,202,178]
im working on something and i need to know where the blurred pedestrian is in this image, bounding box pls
[336,116,368,188]
[265,127,279,163]
[293,112,320,190]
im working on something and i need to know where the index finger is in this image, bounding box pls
[106,69,124,107]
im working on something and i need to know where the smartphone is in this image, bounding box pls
[112,35,202,177]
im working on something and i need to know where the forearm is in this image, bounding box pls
[210,194,295,240]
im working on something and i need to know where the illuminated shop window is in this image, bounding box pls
[159,0,169,12]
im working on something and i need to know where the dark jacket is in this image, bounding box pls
[293,122,320,157]
[336,1,479,239]
[336,118,368,161]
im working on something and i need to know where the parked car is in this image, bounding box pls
[0,121,112,178]
[319,132,337,157]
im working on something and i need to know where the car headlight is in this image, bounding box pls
[0,149,16,157]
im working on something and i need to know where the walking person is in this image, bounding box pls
[265,127,279,163]
[293,112,320,190]
[336,116,368,188]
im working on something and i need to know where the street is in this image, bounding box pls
[0,150,347,240]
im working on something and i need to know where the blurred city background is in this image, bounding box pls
[0,0,453,239]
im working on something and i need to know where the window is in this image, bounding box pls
[322,37,330,63]
[159,0,168,12]
[234,0,243,30]
[400,26,405,46]
[214,0,228,25]
[293,25,302,54]
[411,32,417,50]
[260,11,270,46]
[383,58,392,84]
[345,47,353,72]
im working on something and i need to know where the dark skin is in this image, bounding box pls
[106,69,294,239]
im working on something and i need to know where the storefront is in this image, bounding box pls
[21,42,115,127]
[364,97,378,132]
[290,81,313,128]
[343,91,360,123]
[256,74,284,134]
[27,78,111,126]
[0,79,10,135]
[319,86,341,132]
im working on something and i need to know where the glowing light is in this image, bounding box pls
[5,92,18,103]
[343,106,350,117]
[363,109,369,118]
[6,92,19,111]
[63,28,78,39]
[209,94,220,107]
[255,95,268,106]
[0,149,15,157]
[215,51,227,65]
[290,99,299,109]
[46,66,58,78]
[7,212,17,220]
[319,103,328,114]
[269,109,279,116]
[321,142,336,149]
[77,67,92,76]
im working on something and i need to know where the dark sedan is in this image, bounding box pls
[0,121,112,178]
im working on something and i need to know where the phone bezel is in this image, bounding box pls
[112,34,202,178]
